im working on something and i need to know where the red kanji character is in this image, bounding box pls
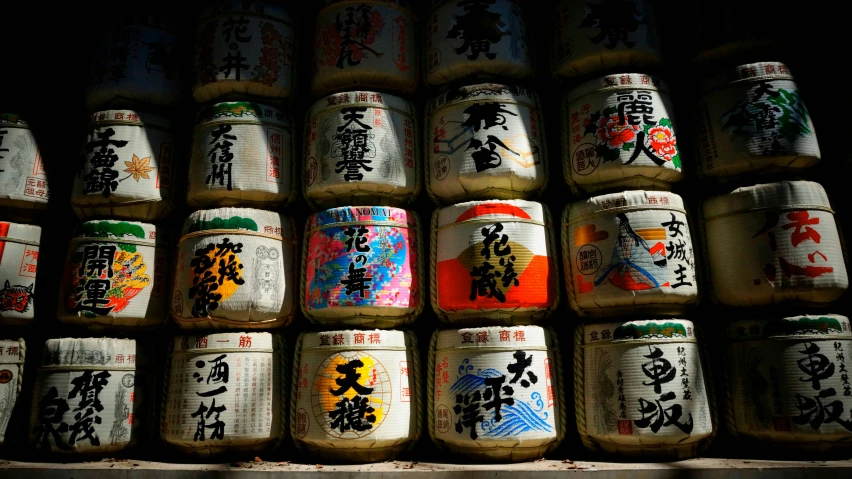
[499,330,510,342]
[782,211,821,247]
[513,331,525,342]
[476,331,488,343]
[354,333,365,344]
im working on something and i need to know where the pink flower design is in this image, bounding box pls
[596,115,639,148]
[648,125,677,161]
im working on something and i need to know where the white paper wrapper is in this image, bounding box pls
[0,114,49,212]
[0,222,40,325]
[0,339,25,445]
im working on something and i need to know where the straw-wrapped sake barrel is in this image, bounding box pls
[563,190,699,318]
[726,315,852,453]
[432,200,559,325]
[304,91,419,208]
[58,220,167,329]
[552,0,662,78]
[171,208,296,330]
[0,339,25,446]
[311,1,417,95]
[576,320,715,459]
[562,74,683,194]
[0,114,49,213]
[302,207,423,329]
[429,326,565,462]
[85,16,181,109]
[72,110,175,221]
[0,222,40,326]
[29,338,146,455]
[426,0,533,86]
[697,62,820,180]
[188,102,295,208]
[427,84,547,203]
[703,181,848,306]
[193,1,295,103]
[162,332,286,455]
[291,329,420,462]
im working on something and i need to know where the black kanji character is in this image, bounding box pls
[329,395,377,433]
[454,391,484,440]
[507,350,538,388]
[330,359,374,396]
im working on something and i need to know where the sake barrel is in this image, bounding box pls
[552,0,662,78]
[57,220,167,329]
[304,91,419,208]
[726,315,852,452]
[85,16,181,109]
[71,110,175,221]
[429,326,565,462]
[0,114,49,212]
[576,320,715,458]
[432,200,559,325]
[0,338,25,446]
[563,190,699,318]
[697,62,820,179]
[171,208,296,330]
[703,181,848,306]
[291,329,420,462]
[162,332,285,455]
[427,84,547,203]
[193,1,295,103]
[426,0,534,86]
[187,102,295,208]
[562,74,683,194]
[311,1,417,96]
[29,338,145,455]
[302,207,423,329]
[0,222,40,326]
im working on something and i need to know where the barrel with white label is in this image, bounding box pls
[305,91,419,208]
[312,0,417,95]
[72,110,175,221]
[427,84,547,203]
[703,181,848,306]
[58,220,167,329]
[171,208,296,330]
[432,200,559,325]
[0,222,40,326]
[0,114,50,213]
[0,338,25,446]
[697,62,820,180]
[576,320,715,458]
[429,326,564,462]
[188,102,295,208]
[726,315,852,453]
[162,332,286,456]
[193,1,295,103]
[302,207,423,329]
[563,74,683,194]
[563,190,699,318]
[292,329,420,462]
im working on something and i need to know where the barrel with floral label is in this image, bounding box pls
[58,220,167,329]
[563,190,699,318]
[194,1,295,103]
[576,320,715,458]
[172,208,296,330]
[427,84,547,203]
[429,326,564,462]
[188,102,295,208]
[0,222,40,326]
[432,200,558,325]
[703,181,848,306]
[563,74,683,194]
[162,332,286,455]
[697,62,820,180]
[726,315,852,453]
[302,207,422,329]
[0,114,49,214]
[292,329,420,462]
[0,338,24,446]
[305,91,419,208]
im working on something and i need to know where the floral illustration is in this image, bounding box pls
[648,125,677,161]
[252,22,286,86]
[122,154,154,182]
[584,106,681,168]
[596,114,639,148]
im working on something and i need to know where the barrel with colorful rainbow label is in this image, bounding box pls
[0,114,49,214]
[0,338,24,446]
[0,222,40,326]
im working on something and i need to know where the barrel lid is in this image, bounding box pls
[0,221,41,245]
[567,73,668,104]
[309,91,415,119]
[584,319,697,345]
[41,338,136,368]
[567,190,685,224]
[172,332,275,352]
[703,181,831,221]
[700,61,794,94]
[437,199,546,229]
[74,220,157,247]
[427,83,537,116]
[728,314,852,340]
[90,110,172,130]
[436,325,550,350]
[0,113,29,128]
[0,339,24,364]
[301,330,410,350]
[182,207,293,240]
[308,206,416,233]
[196,102,292,128]
[200,0,291,23]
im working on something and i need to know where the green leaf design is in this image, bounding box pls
[622,142,635,152]
[603,106,617,116]
[659,118,672,128]
[189,216,259,233]
[643,123,652,135]
[671,153,681,169]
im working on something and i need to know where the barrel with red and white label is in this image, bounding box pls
[0,222,40,326]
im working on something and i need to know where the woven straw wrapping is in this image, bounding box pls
[0,338,25,445]
[301,207,424,329]
[187,102,296,208]
[703,181,848,306]
[0,114,49,212]
[562,190,699,318]
[697,62,820,180]
[574,320,716,459]
[431,199,559,326]
[71,110,175,221]
[171,207,297,330]
[0,222,40,325]
[562,74,683,194]
[304,92,420,208]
